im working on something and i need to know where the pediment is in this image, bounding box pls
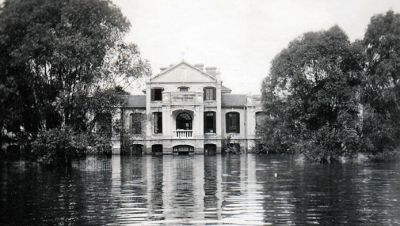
[151,62,217,83]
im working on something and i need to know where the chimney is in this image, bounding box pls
[160,67,167,71]
[194,64,204,71]
[205,66,217,76]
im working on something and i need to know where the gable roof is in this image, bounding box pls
[222,94,247,107]
[123,95,146,108]
[151,61,217,82]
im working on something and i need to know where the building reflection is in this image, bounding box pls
[111,154,266,224]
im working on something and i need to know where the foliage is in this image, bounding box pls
[31,127,111,166]
[360,11,400,155]
[259,11,400,162]
[31,127,87,166]
[0,0,150,163]
[222,135,241,154]
[259,26,364,163]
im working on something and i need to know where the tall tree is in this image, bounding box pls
[0,0,150,149]
[361,10,400,154]
[260,26,363,162]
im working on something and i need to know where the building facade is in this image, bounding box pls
[110,62,264,154]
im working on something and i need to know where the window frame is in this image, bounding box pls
[255,111,268,129]
[225,112,240,133]
[203,87,216,101]
[151,88,163,101]
[153,112,162,134]
[178,86,189,92]
[130,113,143,135]
[204,111,216,133]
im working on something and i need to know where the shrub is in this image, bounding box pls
[31,127,89,166]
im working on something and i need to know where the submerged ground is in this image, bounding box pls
[1,154,400,225]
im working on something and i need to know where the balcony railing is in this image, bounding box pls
[174,130,193,138]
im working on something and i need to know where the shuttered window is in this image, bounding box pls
[204,87,216,100]
[131,113,143,134]
[204,111,216,133]
[153,112,162,134]
[226,112,240,133]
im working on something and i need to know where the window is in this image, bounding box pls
[204,111,216,133]
[96,113,112,137]
[151,88,163,101]
[153,112,162,134]
[226,112,240,133]
[204,87,216,100]
[152,144,163,154]
[255,112,268,128]
[179,86,189,92]
[131,113,143,134]
[176,112,192,130]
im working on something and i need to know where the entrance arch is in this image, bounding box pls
[176,112,192,130]
[173,145,194,155]
[204,144,217,155]
[152,144,163,155]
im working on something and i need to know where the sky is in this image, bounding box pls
[112,0,400,95]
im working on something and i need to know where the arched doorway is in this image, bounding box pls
[176,112,192,130]
[130,144,144,155]
[204,144,217,155]
[173,145,194,155]
[152,144,163,155]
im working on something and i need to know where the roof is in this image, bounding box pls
[222,94,247,107]
[151,61,217,81]
[124,95,146,108]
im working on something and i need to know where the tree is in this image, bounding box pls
[259,26,364,162]
[361,11,400,156]
[0,0,150,162]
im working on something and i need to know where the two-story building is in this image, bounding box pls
[109,61,265,155]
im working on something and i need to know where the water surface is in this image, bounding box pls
[1,155,400,225]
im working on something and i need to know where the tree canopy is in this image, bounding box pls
[260,11,400,162]
[260,26,364,162]
[361,10,400,154]
[0,0,150,162]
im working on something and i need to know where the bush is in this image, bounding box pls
[31,126,115,166]
[31,127,88,166]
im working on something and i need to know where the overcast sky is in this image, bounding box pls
[112,0,400,94]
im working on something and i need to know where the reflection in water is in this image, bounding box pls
[1,155,400,225]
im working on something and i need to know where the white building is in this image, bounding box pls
[110,61,264,154]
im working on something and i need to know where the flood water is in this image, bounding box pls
[1,154,400,225]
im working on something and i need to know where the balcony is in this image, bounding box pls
[174,130,193,138]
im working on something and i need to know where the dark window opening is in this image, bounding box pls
[131,113,143,134]
[153,112,162,134]
[179,86,189,92]
[151,88,163,101]
[173,145,194,154]
[176,112,192,130]
[204,111,216,133]
[96,113,112,137]
[124,144,143,155]
[204,144,217,155]
[204,87,216,100]
[226,112,240,133]
[152,144,163,155]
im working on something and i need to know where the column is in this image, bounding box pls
[145,79,152,154]
[216,81,222,136]
[216,81,222,153]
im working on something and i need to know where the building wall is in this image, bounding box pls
[112,62,263,154]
